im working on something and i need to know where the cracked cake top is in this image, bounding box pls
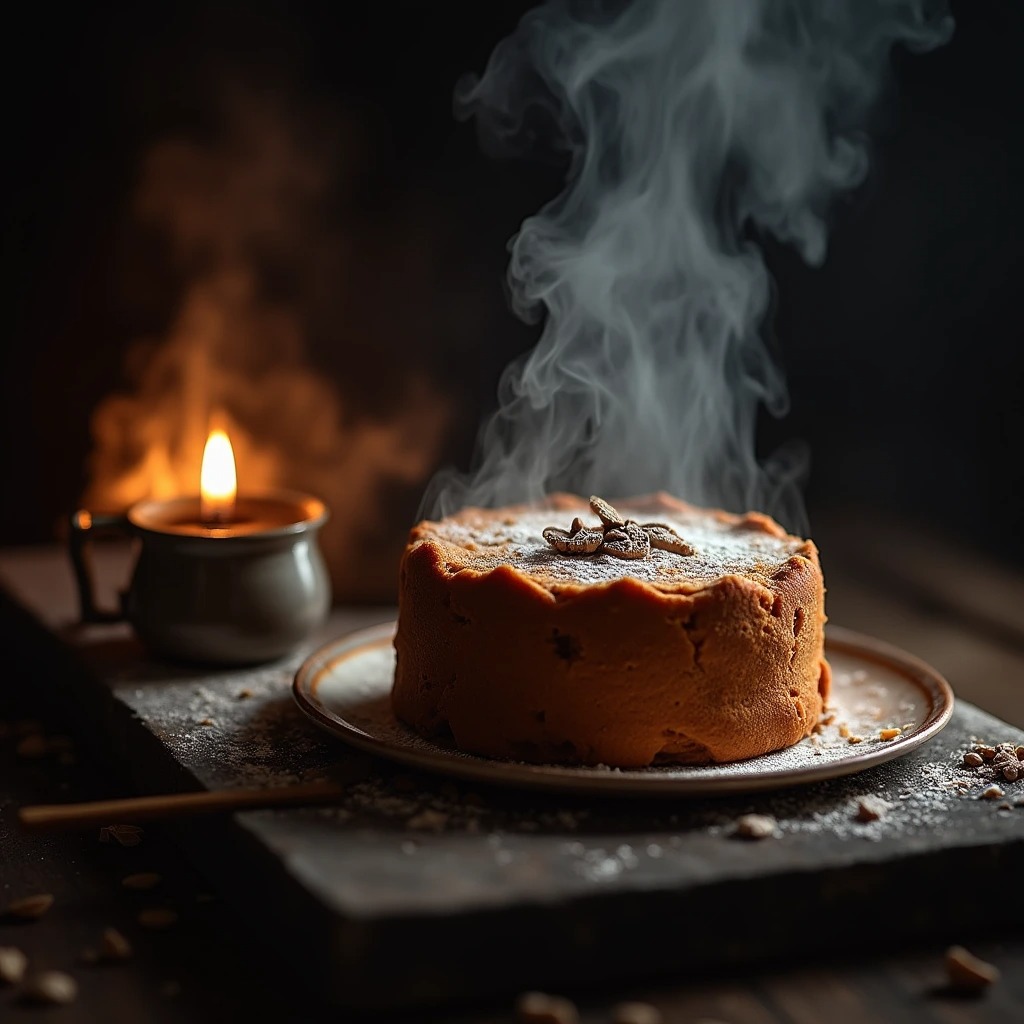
[408,492,814,595]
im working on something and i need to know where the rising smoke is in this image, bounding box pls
[424,0,952,531]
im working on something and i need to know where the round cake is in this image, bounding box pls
[392,492,830,767]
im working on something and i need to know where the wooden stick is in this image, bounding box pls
[18,780,346,832]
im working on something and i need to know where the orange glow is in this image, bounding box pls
[200,429,237,523]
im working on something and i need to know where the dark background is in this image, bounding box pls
[2,0,1021,578]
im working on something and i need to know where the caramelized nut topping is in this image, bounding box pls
[589,495,625,528]
[543,497,694,561]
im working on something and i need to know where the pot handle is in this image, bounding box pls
[68,510,130,624]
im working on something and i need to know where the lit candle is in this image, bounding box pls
[200,429,237,526]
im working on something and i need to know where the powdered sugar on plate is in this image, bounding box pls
[295,622,953,797]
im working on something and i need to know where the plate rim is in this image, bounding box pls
[292,622,955,796]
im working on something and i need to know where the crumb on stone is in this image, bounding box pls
[980,784,1005,801]
[21,971,78,1005]
[100,928,133,961]
[733,813,777,840]
[406,809,448,831]
[854,795,889,823]
[945,945,1000,993]
[122,872,161,890]
[879,727,902,741]
[99,824,144,847]
[0,946,28,985]
[612,1000,663,1024]
[15,734,49,759]
[138,908,178,930]
[4,894,54,921]
[515,990,580,1024]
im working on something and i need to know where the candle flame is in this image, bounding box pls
[200,429,237,524]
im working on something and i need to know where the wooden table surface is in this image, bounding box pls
[2,516,1024,1023]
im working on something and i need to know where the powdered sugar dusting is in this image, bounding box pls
[421,496,807,589]
[87,618,1022,915]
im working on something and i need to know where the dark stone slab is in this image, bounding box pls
[3,547,1024,1009]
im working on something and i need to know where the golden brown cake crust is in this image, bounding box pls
[392,493,830,767]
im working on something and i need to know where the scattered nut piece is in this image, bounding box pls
[0,946,28,985]
[838,723,851,738]
[733,813,777,840]
[847,735,864,745]
[4,893,54,920]
[976,745,997,761]
[515,991,579,1024]
[100,824,144,847]
[612,1001,663,1024]
[21,970,78,1005]
[392,774,418,793]
[236,689,253,700]
[879,727,902,741]
[854,795,890,823]
[100,928,133,961]
[1002,765,1020,782]
[945,945,1000,993]
[1016,746,1024,761]
[138,908,178,930]
[122,872,161,890]
[199,718,215,727]
[15,734,49,758]
[406,809,449,831]
[980,785,1005,801]
[963,752,983,767]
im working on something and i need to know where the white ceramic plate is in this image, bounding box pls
[293,623,953,796]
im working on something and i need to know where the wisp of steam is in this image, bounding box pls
[424,0,952,532]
